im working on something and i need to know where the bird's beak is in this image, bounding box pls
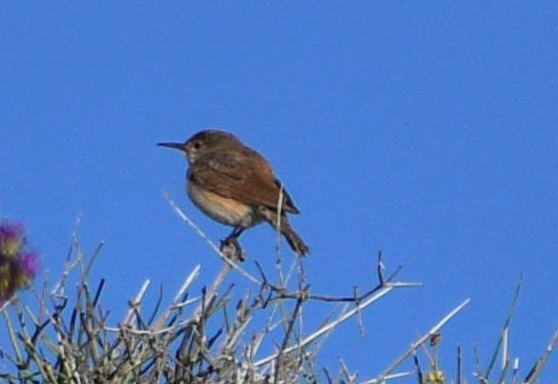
[157,142,185,152]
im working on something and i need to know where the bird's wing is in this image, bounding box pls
[190,150,300,214]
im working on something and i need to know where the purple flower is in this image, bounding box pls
[0,220,40,303]
[0,221,25,257]
[0,222,24,238]
[19,251,40,278]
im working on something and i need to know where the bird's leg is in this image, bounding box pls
[231,227,245,238]
[222,227,244,242]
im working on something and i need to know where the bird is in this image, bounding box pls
[158,129,309,256]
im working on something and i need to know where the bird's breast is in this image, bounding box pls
[187,180,260,228]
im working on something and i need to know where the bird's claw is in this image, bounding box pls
[220,236,246,262]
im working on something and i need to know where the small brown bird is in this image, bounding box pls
[158,130,309,256]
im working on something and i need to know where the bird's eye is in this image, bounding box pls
[194,141,201,149]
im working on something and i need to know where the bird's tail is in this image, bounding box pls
[262,208,309,256]
[281,225,310,257]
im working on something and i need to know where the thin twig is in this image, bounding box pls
[375,298,471,381]
[161,189,261,285]
[254,284,402,367]
[154,265,201,329]
[123,279,150,326]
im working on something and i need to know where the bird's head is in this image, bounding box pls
[158,129,241,164]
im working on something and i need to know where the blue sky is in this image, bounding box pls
[1,2,557,381]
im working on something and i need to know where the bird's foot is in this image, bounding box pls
[220,236,246,262]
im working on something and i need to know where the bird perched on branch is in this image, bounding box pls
[158,129,309,256]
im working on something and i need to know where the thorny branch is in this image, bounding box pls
[0,202,489,384]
